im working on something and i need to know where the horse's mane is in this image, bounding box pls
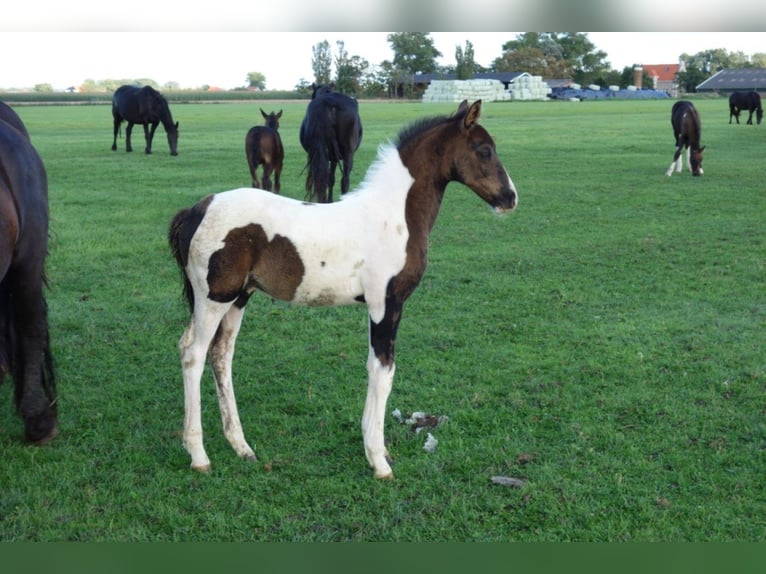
[395,111,461,150]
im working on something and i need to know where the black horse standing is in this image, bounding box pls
[300,83,363,202]
[0,102,58,444]
[666,100,705,177]
[728,91,763,125]
[111,85,179,155]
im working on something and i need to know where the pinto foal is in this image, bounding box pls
[666,100,705,177]
[169,100,518,479]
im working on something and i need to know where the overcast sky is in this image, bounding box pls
[2,32,764,91]
[3,0,764,91]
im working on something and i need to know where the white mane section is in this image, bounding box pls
[196,142,415,324]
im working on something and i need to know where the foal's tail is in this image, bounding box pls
[168,203,206,313]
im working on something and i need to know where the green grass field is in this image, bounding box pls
[1,97,764,541]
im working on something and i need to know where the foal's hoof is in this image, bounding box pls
[375,471,395,480]
[191,463,212,474]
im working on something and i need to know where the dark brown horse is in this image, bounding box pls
[729,91,763,125]
[168,100,518,478]
[299,83,363,203]
[0,102,58,444]
[111,85,179,155]
[666,100,705,177]
[245,109,284,192]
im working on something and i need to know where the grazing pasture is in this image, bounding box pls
[0,99,763,541]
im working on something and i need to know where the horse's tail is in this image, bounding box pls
[305,139,330,202]
[168,202,207,313]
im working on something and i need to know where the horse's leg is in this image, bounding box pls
[178,299,230,472]
[340,154,354,196]
[112,117,121,151]
[746,109,754,125]
[361,304,402,479]
[125,122,134,152]
[327,160,338,203]
[665,143,683,177]
[273,160,282,194]
[145,121,159,154]
[684,147,691,173]
[8,267,57,443]
[209,303,256,463]
[262,165,273,192]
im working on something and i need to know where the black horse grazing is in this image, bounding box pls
[666,100,705,177]
[0,103,58,444]
[729,91,763,125]
[300,83,363,203]
[245,109,284,192]
[111,85,179,155]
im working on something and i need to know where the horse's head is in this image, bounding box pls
[690,145,705,176]
[311,83,334,99]
[167,121,179,156]
[451,100,518,213]
[261,109,282,130]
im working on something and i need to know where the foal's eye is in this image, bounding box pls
[478,146,492,159]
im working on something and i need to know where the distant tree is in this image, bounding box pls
[455,40,477,80]
[312,40,333,85]
[387,32,441,97]
[751,53,766,67]
[33,83,53,93]
[246,71,266,90]
[492,32,608,83]
[163,81,181,91]
[334,40,368,95]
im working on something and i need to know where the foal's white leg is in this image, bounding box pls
[361,346,395,479]
[683,147,690,173]
[179,300,230,472]
[209,305,256,462]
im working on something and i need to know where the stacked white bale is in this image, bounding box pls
[508,75,552,100]
[422,79,510,103]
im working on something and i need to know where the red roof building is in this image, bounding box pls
[641,63,685,96]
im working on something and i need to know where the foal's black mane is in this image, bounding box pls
[395,111,462,150]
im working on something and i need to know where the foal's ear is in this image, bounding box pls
[277,110,283,119]
[462,100,482,130]
[699,146,706,153]
[260,108,267,119]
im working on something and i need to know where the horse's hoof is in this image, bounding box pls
[191,463,211,474]
[32,426,59,446]
[375,471,395,480]
[244,454,258,464]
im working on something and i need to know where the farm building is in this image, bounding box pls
[642,63,684,97]
[695,68,766,93]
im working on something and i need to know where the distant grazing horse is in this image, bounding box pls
[0,103,58,444]
[299,83,363,203]
[729,91,763,125]
[111,85,179,155]
[666,100,705,177]
[168,100,518,479]
[245,109,284,192]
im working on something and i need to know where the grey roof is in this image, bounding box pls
[696,68,766,91]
